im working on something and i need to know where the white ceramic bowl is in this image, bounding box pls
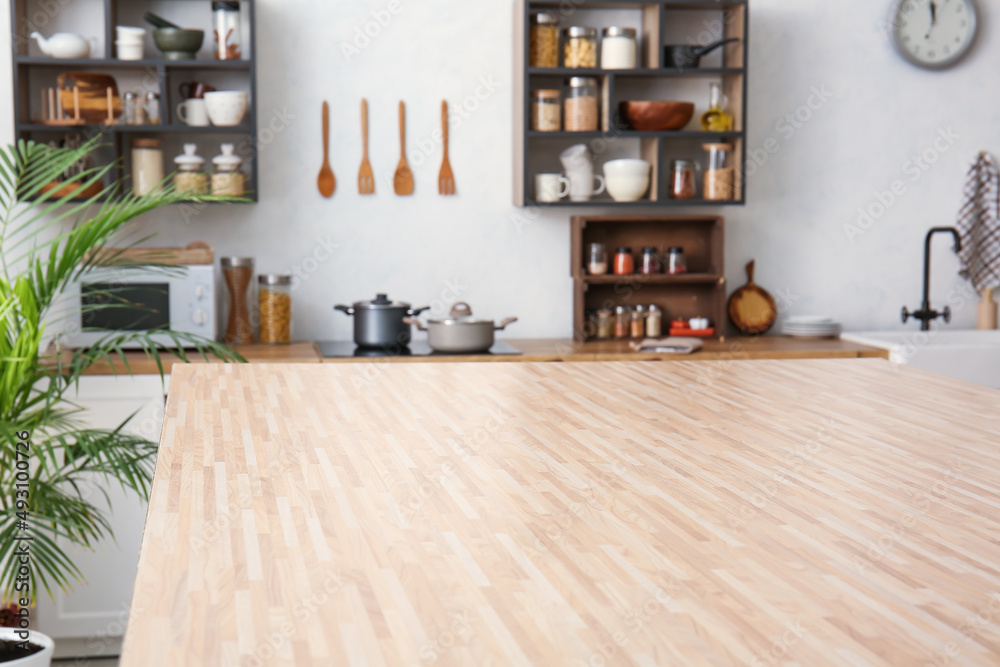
[204,91,249,126]
[603,159,651,202]
[115,42,144,60]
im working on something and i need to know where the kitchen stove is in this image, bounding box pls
[318,340,522,358]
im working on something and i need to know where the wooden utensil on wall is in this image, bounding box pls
[438,100,455,195]
[317,101,336,198]
[56,72,122,123]
[358,98,374,195]
[393,101,414,196]
[728,260,777,335]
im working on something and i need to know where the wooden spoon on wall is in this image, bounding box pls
[393,101,414,196]
[728,260,777,335]
[317,101,335,198]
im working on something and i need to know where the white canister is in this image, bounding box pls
[601,27,637,69]
[131,138,163,195]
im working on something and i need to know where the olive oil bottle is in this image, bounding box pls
[700,82,733,132]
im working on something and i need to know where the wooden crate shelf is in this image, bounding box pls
[571,215,725,341]
[514,0,749,207]
[10,0,258,203]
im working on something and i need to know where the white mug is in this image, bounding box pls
[560,144,606,202]
[204,91,249,127]
[177,99,210,127]
[535,173,570,203]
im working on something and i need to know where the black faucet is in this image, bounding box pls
[901,227,962,331]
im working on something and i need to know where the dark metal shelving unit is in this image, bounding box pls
[514,0,749,208]
[10,0,258,203]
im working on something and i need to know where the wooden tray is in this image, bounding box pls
[88,241,215,266]
[39,180,105,199]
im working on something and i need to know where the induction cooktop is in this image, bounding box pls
[318,340,522,358]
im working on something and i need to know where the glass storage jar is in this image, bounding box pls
[587,242,608,275]
[563,26,597,68]
[630,305,646,338]
[529,12,559,68]
[614,305,630,339]
[564,77,598,132]
[646,305,663,337]
[666,247,687,275]
[613,246,634,275]
[258,274,292,344]
[640,247,660,275]
[211,143,245,196]
[131,138,163,196]
[172,143,208,196]
[703,142,734,201]
[600,27,637,69]
[596,308,614,339]
[213,0,242,60]
[145,91,160,125]
[669,159,698,200]
[531,89,561,131]
[221,256,254,345]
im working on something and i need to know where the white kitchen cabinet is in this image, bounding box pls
[34,375,168,660]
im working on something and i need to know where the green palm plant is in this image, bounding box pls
[0,137,243,605]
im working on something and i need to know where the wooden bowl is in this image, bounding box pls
[619,101,695,131]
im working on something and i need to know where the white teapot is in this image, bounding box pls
[31,32,95,59]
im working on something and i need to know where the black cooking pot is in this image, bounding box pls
[334,294,428,348]
[664,37,739,68]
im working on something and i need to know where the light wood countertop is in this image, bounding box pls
[123,360,1000,666]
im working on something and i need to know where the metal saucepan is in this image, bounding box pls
[334,293,428,348]
[664,37,739,68]
[405,302,517,353]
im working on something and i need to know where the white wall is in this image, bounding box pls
[2,0,998,341]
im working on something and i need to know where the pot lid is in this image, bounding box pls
[212,143,242,169]
[174,143,204,168]
[353,293,411,309]
[428,302,493,325]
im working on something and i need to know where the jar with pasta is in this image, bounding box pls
[531,89,561,131]
[703,142,735,201]
[172,143,208,196]
[211,143,245,196]
[529,12,559,68]
[258,274,292,344]
[564,77,598,132]
[563,26,597,68]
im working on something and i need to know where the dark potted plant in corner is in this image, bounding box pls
[0,138,243,665]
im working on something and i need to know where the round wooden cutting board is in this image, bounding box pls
[728,260,777,335]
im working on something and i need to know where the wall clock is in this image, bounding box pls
[890,0,978,69]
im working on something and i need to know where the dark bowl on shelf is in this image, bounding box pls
[153,28,204,59]
[619,101,695,131]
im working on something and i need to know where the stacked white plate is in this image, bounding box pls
[782,315,842,338]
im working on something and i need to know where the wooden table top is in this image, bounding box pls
[121,359,999,666]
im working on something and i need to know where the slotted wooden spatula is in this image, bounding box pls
[317,101,335,198]
[393,101,414,196]
[358,98,374,195]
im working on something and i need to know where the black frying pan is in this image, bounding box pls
[664,38,739,68]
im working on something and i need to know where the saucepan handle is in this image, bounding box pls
[495,317,518,331]
[334,305,354,315]
[403,316,427,331]
[408,306,430,316]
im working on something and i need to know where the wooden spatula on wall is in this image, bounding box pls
[438,100,455,195]
[358,98,374,195]
[393,101,414,196]
[317,101,335,198]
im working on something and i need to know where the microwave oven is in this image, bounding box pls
[62,264,217,349]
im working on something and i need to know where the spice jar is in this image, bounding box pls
[211,143,245,196]
[614,305,630,339]
[587,243,608,275]
[563,26,597,68]
[601,27,637,69]
[646,305,663,337]
[669,159,698,200]
[703,142,734,201]
[131,138,163,196]
[596,308,614,339]
[221,257,254,345]
[640,247,660,275]
[172,143,208,196]
[529,12,559,68]
[123,92,137,125]
[212,0,242,60]
[531,89,561,131]
[613,247,634,275]
[145,91,160,125]
[258,274,292,344]
[630,306,646,338]
[564,76,598,132]
[666,247,687,275]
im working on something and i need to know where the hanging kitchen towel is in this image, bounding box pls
[956,151,1000,291]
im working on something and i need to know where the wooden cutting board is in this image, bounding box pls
[56,72,122,123]
[728,259,777,334]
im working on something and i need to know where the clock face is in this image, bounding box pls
[891,0,978,69]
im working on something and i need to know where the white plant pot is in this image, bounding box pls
[0,628,54,666]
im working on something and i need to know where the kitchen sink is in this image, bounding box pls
[841,330,1000,389]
